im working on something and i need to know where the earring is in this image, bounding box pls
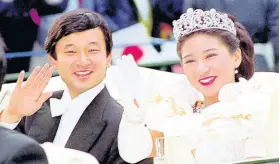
[235,69,239,74]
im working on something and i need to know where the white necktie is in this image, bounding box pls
[50,98,69,117]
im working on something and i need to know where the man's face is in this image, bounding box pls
[50,28,111,98]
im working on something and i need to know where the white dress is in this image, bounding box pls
[118,77,276,164]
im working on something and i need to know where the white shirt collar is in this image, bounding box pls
[51,80,106,147]
[63,80,105,104]
[50,80,105,117]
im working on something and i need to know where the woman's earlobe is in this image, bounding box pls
[234,48,242,67]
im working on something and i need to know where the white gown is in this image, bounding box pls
[118,77,277,164]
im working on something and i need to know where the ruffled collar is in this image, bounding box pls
[192,78,251,113]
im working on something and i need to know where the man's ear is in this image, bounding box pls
[233,48,242,68]
[106,53,112,68]
[48,54,57,69]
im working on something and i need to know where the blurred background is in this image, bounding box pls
[0,0,279,83]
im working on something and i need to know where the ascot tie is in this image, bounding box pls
[49,98,69,117]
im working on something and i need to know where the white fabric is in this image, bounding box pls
[114,55,154,163]
[0,121,19,129]
[115,56,279,163]
[49,98,69,117]
[118,75,277,163]
[114,55,148,105]
[41,142,99,164]
[118,115,153,164]
[122,101,146,124]
[52,81,105,147]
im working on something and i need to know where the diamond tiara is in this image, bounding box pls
[173,8,237,40]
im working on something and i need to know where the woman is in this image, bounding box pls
[117,8,272,163]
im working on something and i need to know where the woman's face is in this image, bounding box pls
[180,34,241,98]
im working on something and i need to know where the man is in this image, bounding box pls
[0,36,48,164]
[0,9,152,164]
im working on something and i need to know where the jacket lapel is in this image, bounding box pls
[65,87,110,152]
[27,91,64,143]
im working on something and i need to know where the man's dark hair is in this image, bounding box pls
[45,9,113,59]
[0,36,7,90]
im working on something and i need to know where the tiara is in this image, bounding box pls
[173,8,237,40]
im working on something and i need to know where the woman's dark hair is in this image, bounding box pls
[176,15,255,81]
[45,9,113,59]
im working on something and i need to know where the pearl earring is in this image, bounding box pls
[235,69,239,74]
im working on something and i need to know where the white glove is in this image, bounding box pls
[115,55,147,103]
[118,117,153,163]
[114,54,148,123]
[115,55,153,163]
